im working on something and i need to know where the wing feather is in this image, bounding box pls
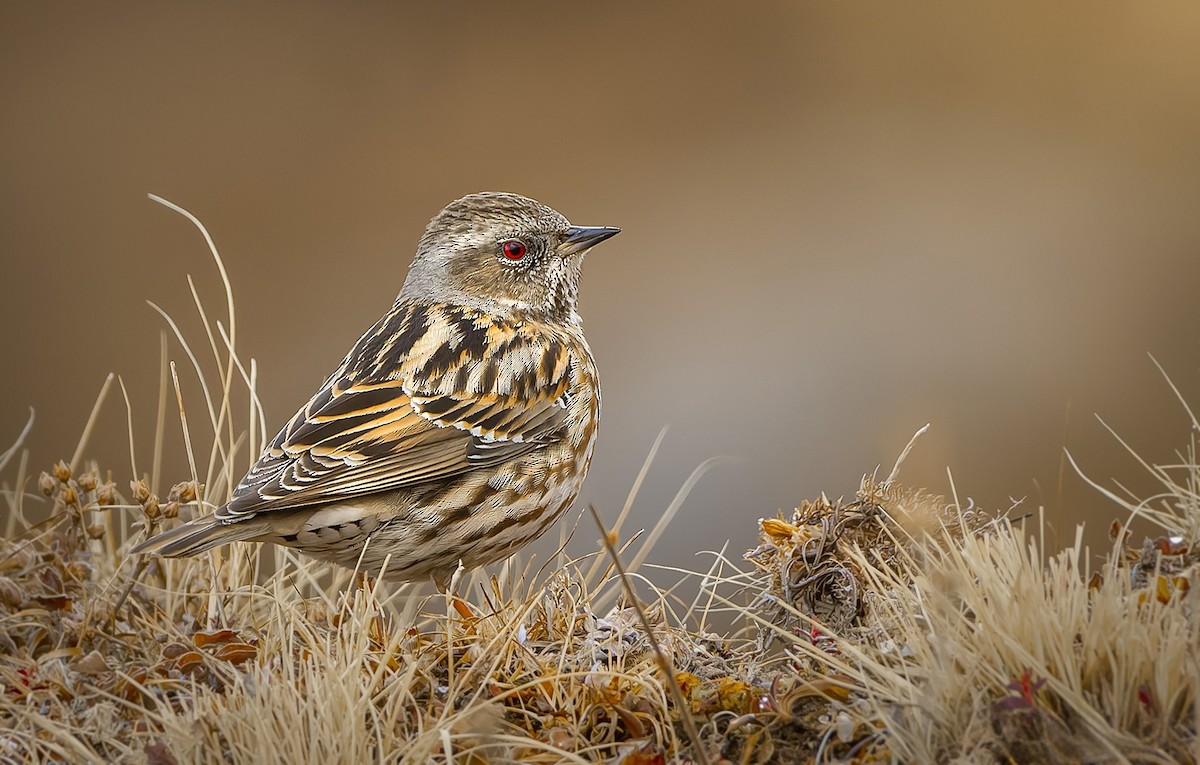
[219,303,574,521]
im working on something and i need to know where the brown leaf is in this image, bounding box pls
[32,594,73,610]
[212,642,257,665]
[1140,576,1188,606]
[618,745,666,765]
[1156,576,1173,604]
[174,651,205,674]
[69,650,111,676]
[612,703,647,738]
[1154,536,1189,556]
[1108,520,1130,544]
[192,629,238,648]
[1174,577,1191,598]
[162,642,191,661]
[117,667,149,702]
[145,741,180,765]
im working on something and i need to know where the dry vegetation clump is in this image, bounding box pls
[0,452,782,764]
[724,446,1200,764]
[4,445,1197,765]
[2,200,1198,763]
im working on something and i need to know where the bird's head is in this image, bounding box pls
[399,192,619,323]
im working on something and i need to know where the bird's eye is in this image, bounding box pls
[501,240,527,261]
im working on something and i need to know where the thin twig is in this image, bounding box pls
[117,376,138,482]
[884,423,930,486]
[169,362,200,487]
[584,427,668,587]
[111,558,150,618]
[588,505,713,765]
[70,373,115,472]
[152,330,169,491]
[0,407,35,474]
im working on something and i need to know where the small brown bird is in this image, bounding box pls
[133,192,618,586]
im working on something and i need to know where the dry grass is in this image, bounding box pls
[1,201,1197,763]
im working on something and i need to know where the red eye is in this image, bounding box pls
[502,240,527,261]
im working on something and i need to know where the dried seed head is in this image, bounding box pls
[86,523,107,540]
[162,501,180,519]
[52,460,72,482]
[143,498,161,519]
[38,472,56,497]
[305,602,329,624]
[168,480,201,504]
[130,480,151,505]
[95,481,117,507]
[62,485,79,507]
[65,560,93,582]
[77,471,98,492]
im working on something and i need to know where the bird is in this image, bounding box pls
[132,192,619,587]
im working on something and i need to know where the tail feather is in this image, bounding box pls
[130,516,270,557]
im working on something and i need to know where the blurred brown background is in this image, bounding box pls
[3,2,1199,570]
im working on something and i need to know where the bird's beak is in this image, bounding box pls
[558,225,621,257]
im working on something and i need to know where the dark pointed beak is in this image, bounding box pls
[558,225,621,257]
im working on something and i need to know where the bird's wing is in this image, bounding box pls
[218,304,575,521]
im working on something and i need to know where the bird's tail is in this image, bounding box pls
[130,515,270,558]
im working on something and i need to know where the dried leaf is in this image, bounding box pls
[212,642,257,665]
[1154,536,1189,556]
[162,642,191,661]
[145,741,180,765]
[32,594,73,610]
[674,671,701,699]
[612,702,647,738]
[174,651,206,674]
[0,576,25,608]
[193,629,238,648]
[117,667,149,702]
[1108,520,1130,544]
[760,517,798,540]
[69,650,111,675]
[616,744,666,765]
